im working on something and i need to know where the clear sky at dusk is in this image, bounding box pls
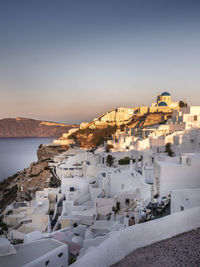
[0,0,200,123]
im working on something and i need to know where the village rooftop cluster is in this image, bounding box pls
[1,92,200,266]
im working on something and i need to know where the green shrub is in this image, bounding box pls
[165,143,174,157]
[118,157,130,165]
[106,154,115,167]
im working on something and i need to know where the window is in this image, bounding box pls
[121,184,124,190]
[125,198,130,205]
[58,252,63,257]
[70,187,75,192]
[194,115,198,121]
[69,168,74,170]
[181,206,184,211]
[45,260,50,266]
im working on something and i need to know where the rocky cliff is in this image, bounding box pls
[68,125,117,149]
[0,144,69,211]
[0,117,78,138]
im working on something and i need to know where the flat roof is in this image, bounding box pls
[156,161,181,167]
[91,220,121,230]
[156,153,200,167]
[0,238,66,267]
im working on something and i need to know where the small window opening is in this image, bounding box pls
[58,252,63,258]
[45,260,50,266]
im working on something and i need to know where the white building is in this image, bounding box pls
[0,238,68,267]
[56,152,100,178]
[3,188,60,234]
[154,153,200,197]
[98,167,151,211]
[171,188,200,214]
[171,106,200,129]
[61,178,90,203]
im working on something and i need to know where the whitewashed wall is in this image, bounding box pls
[72,207,200,267]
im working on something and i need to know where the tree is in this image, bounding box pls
[165,143,174,157]
[106,154,115,167]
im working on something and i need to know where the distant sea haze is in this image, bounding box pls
[0,138,53,182]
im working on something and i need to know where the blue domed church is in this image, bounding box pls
[150,91,179,112]
[157,91,171,106]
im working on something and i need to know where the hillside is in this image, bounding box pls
[0,117,78,138]
[68,125,117,148]
[68,112,173,148]
[126,112,172,129]
[0,144,68,210]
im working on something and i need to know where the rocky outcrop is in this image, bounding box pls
[15,161,52,202]
[0,175,18,211]
[37,144,69,161]
[0,144,68,211]
[68,126,117,149]
[0,117,78,138]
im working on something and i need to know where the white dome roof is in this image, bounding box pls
[72,234,83,247]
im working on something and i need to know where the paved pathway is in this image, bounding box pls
[112,228,200,267]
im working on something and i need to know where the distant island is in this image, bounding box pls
[0,117,78,138]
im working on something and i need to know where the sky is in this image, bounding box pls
[0,0,200,124]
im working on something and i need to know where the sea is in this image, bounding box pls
[0,138,53,182]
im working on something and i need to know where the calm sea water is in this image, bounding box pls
[0,138,53,182]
